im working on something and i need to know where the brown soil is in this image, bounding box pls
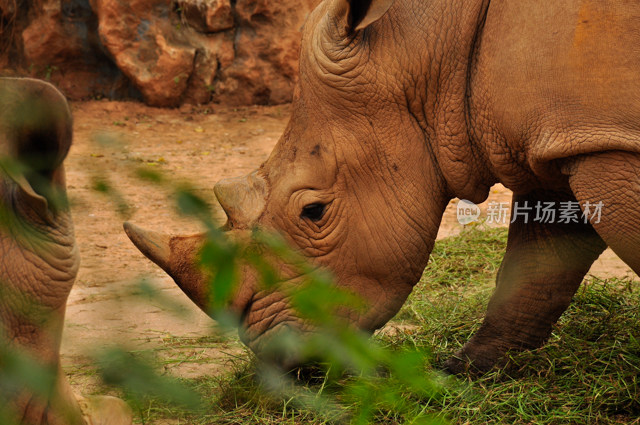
[62,100,288,392]
[61,100,634,395]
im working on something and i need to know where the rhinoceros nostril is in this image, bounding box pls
[239,294,255,323]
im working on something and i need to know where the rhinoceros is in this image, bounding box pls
[125,0,640,373]
[0,78,131,424]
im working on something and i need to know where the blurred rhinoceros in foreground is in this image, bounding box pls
[126,0,640,373]
[0,78,131,424]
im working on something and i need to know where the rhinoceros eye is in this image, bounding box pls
[301,203,326,222]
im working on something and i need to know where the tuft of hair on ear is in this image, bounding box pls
[348,0,371,31]
[335,0,395,35]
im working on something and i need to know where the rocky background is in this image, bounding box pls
[0,0,321,106]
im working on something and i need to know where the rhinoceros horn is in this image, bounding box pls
[124,171,267,313]
[213,170,267,229]
[123,222,210,310]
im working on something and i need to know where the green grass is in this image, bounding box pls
[79,226,640,424]
[383,226,640,425]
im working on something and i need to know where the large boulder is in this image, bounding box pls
[214,0,321,105]
[92,0,199,107]
[177,0,234,33]
[17,0,134,100]
[2,0,322,106]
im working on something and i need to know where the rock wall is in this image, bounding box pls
[0,0,321,106]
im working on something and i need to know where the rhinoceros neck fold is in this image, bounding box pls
[403,0,495,203]
[0,208,78,331]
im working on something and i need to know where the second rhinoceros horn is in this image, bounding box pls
[123,171,267,313]
[214,170,267,229]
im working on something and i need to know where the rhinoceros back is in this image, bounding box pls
[473,0,640,184]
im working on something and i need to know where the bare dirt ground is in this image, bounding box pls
[61,100,635,397]
[62,100,288,393]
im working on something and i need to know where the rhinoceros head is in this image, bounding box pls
[126,0,453,366]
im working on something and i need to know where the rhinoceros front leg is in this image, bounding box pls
[444,190,607,374]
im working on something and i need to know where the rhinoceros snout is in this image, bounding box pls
[214,170,267,228]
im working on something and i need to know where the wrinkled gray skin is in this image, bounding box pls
[0,78,131,424]
[126,0,640,373]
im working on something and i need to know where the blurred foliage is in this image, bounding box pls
[96,347,203,412]
[0,149,446,424]
[1,116,638,425]
[129,171,447,425]
[0,337,57,424]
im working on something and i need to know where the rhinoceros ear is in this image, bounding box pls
[331,0,395,33]
[0,78,73,219]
